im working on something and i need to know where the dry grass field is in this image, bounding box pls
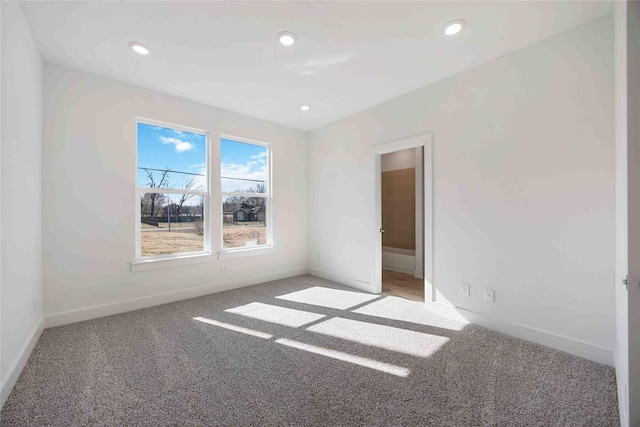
[141,228,203,256]
[140,222,266,255]
[223,224,266,248]
[141,222,195,229]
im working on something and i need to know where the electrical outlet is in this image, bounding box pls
[484,288,495,302]
[221,264,228,273]
[461,283,470,297]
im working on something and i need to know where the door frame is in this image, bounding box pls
[626,2,640,424]
[372,133,433,300]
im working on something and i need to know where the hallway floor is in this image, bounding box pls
[382,269,424,302]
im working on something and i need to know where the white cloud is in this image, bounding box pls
[170,129,204,141]
[159,136,195,153]
[192,165,207,191]
[221,162,267,192]
[251,151,268,160]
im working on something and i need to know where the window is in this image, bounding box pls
[221,136,271,250]
[136,120,209,260]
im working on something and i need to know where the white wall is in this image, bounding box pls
[42,64,307,323]
[308,16,616,363]
[1,1,44,405]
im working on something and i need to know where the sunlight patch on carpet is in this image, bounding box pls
[353,296,466,331]
[275,286,379,310]
[275,338,410,377]
[307,317,449,358]
[225,302,326,327]
[193,317,273,339]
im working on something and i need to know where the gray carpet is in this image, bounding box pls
[1,275,619,426]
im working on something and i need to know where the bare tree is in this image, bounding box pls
[223,193,243,209]
[175,177,200,219]
[141,192,166,217]
[142,168,171,217]
[225,184,266,206]
[245,183,266,212]
[194,195,205,235]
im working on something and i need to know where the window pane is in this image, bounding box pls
[221,138,267,193]
[223,195,267,248]
[140,192,205,256]
[137,123,207,190]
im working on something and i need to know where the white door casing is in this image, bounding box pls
[372,133,433,298]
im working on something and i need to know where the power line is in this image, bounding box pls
[221,176,265,183]
[139,167,266,183]
[138,167,203,177]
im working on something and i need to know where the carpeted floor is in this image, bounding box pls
[1,275,619,426]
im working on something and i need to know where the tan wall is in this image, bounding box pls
[382,168,415,250]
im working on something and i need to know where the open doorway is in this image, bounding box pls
[380,147,424,301]
[373,133,433,303]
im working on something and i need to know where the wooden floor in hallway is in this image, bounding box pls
[382,269,424,302]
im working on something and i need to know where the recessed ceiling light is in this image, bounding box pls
[128,41,151,55]
[277,31,297,46]
[300,105,310,111]
[444,19,466,36]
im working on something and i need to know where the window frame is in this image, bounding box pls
[132,117,212,270]
[219,134,273,259]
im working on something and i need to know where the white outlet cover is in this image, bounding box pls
[484,288,495,302]
[461,283,470,297]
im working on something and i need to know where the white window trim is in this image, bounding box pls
[219,134,273,258]
[132,118,212,272]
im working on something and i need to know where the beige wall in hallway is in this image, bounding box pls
[382,168,415,251]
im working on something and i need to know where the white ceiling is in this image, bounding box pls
[20,1,613,131]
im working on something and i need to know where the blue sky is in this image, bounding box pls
[137,123,267,193]
[221,138,267,192]
[137,123,207,190]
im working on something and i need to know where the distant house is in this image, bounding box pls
[223,203,264,223]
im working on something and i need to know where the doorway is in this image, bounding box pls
[373,133,433,303]
[380,148,424,301]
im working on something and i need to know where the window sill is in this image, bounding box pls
[218,245,275,260]
[131,252,214,272]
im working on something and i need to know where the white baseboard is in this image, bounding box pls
[614,349,629,427]
[45,267,308,328]
[308,267,376,294]
[306,270,614,367]
[414,269,424,279]
[382,252,415,275]
[424,300,615,367]
[1,317,44,408]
